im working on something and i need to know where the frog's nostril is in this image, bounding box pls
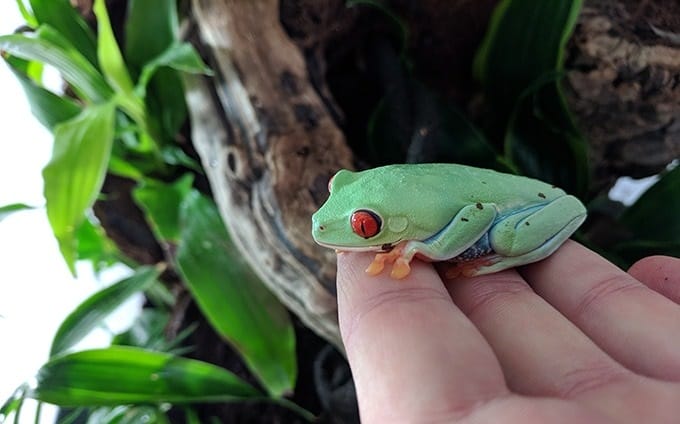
[318,225,326,231]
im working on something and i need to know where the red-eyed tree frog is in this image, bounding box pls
[311,164,587,279]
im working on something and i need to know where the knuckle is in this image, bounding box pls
[341,286,450,350]
[558,361,632,398]
[571,274,646,320]
[456,274,533,318]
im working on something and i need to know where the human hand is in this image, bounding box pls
[337,241,680,423]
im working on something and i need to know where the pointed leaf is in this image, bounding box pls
[176,192,297,397]
[505,79,589,195]
[0,203,35,223]
[29,0,97,65]
[92,0,149,135]
[132,175,194,243]
[137,43,212,95]
[0,27,112,103]
[0,385,27,422]
[30,347,260,406]
[5,55,82,129]
[124,0,178,71]
[474,0,583,105]
[43,101,116,274]
[136,43,212,140]
[15,0,38,27]
[473,0,588,196]
[92,0,135,95]
[50,266,160,357]
[75,218,119,271]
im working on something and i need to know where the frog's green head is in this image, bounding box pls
[312,168,441,251]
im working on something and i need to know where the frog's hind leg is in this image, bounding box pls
[469,195,586,276]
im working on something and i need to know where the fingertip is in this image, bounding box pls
[336,252,445,334]
[335,253,506,421]
[628,255,680,304]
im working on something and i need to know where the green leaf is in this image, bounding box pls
[473,0,588,196]
[176,192,297,397]
[92,0,135,96]
[504,77,589,195]
[0,203,35,223]
[124,0,198,142]
[42,101,117,274]
[124,0,178,72]
[614,166,680,261]
[87,406,170,424]
[92,0,148,135]
[146,68,189,142]
[132,175,194,243]
[50,266,160,357]
[107,155,145,180]
[160,145,202,171]
[0,27,112,103]
[474,0,583,105]
[136,43,211,142]
[28,0,97,65]
[113,309,196,356]
[15,0,38,27]
[137,43,213,95]
[30,347,260,406]
[0,385,27,422]
[5,55,82,129]
[74,219,118,272]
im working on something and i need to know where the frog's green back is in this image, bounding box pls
[361,163,565,213]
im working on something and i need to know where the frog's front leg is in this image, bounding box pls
[367,202,497,279]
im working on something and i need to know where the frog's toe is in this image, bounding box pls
[444,256,501,279]
[390,258,412,279]
[365,259,385,276]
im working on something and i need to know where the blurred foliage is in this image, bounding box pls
[1,0,301,422]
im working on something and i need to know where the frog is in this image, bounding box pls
[311,163,587,279]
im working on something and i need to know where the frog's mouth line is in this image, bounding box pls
[315,240,399,253]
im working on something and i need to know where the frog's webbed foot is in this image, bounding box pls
[365,243,412,279]
[444,256,501,279]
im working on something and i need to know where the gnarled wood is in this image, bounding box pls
[186,0,353,348]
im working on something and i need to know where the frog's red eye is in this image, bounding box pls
[350,210,382,239]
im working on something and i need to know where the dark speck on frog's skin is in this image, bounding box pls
[538,192,546,199]
[461,217,469,222]
[476,203,483,209]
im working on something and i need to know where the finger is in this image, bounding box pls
[443,267,680,424]
[466,396,615,424]
[443,268,628,398]
[337,253,507,423]
[521,241,680,381]
[628,255,680,304]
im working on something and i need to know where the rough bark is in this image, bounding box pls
[565,0,680,190]
[185,0,353,348]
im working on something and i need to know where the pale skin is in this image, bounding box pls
[337,241,680,423]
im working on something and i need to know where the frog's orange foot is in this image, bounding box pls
[390,257,412,279]
[444,257,499,279]
[365,245,412,279]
